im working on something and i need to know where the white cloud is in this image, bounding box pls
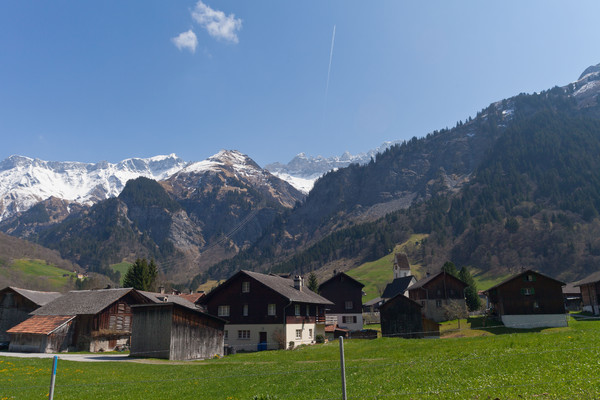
[191,1,242,44]
[172,30,198,53]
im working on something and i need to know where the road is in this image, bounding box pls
[0,351,133,362]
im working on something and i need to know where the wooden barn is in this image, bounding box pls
[9,288,152,352]
[318,272,365,331]
[0,286,62,345]
[380,293,440,339]
[484,270,567,328]
[131,302,225,360]
[574,271,600,314]
[408,271,468,322]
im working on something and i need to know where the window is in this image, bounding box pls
[309,329,313,339]
[295,304,301,316]
[522,288,535,295]
[242,281,250,293]
[218,305,230,317]
[243,304,248,316]
[345,301,353,310]
[533,301,539,309]
[436,299,442,308]
[295,329,302,340]
[524,274,536,282]
[238,330,251,339]
[343,316,357,324]
[268,303,276,316]
[224,330,228,339]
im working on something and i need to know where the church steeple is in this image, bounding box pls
[393,253,412,279]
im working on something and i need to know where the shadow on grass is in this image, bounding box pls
[467,316,546,335]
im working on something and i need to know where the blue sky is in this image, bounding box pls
[1,1,600,167]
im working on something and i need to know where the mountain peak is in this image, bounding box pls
[578,63,600,81]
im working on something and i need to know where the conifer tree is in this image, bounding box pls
[307,272,319,293]
[122,258,158,291]
[458,266,481,312]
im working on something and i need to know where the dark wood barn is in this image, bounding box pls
[318,272,365,331]
[574,271,600,315]
[408,271,468,322]
[7,315,75,353]
[484,270,566,328]
[380,293,440,338]
[131,302,225,360]
[12,288,152,352]
[0,286,62,345]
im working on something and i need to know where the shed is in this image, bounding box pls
[131,302,225,360]
[0,287,62,344]
[380,293,439,338]
[7,315,75,353]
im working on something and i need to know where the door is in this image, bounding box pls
[258,331,268,351]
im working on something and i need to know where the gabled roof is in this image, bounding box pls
[363,297,383,307]
[178,292,205,304]
[137,291,199,310]
[380,291,423,311]
[484,269,565,293]
[318,272,365,290]
[408,271,468,291]
[131,302,226,324]
[1,286,62,306]
[32,288,143,316]
[573,271,600,287]
[206,270,333,305]
[7,315,75,335]
[381,276,415,299]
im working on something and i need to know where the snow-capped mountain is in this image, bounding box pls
[265,141,403,193]
[0,154,187,221]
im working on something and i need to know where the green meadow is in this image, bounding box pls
[0,259,76,291]
[1,316,599,399]
[110,262,132,285]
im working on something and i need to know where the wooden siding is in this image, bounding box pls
[205,274,326,325]
[131,304,224,360]
[487,272,565,316]
[319,274,363,314]
[8,320,74,353]
[0,291,38,342]
[408,273,467,302]
[380,295,424,339]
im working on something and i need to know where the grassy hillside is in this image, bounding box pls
[110,262,131,285]
[347,233,512,301]
[347,234,427,302]
[1,316,598,399]
[0,258,76,291]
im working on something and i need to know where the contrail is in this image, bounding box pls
[325,25,336,100]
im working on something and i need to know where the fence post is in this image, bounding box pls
[49,355,58,400]
[339,336,347,400]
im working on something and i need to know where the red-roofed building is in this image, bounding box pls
[7,315,75,353]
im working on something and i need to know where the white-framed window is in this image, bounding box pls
[295,304,301,316]
[242,281,250,293]
[295,329,302,340]
[522,287,535,295]
[308,329,313,339]
[243,304,248,316]
[238,330,251,339]
[268,303,276,316]
[218,305,230,317]
[345,301,353,310]
[342,316,357,324]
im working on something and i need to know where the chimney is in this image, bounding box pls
[294,275,303,291]
[159,286,165,294]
